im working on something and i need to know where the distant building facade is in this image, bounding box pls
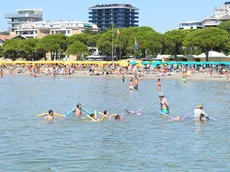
[179,2,230,30]
[11,21,98,39]
[5,9,43,32]
[89,4,139,30]
[179,21,204,30]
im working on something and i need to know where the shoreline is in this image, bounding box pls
[2,70,229,82]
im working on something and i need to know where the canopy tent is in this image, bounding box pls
[195,51,227,58]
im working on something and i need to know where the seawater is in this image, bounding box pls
[0,76,230,172]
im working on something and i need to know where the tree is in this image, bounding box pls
[37,34,68,60]
[133,27,163,58]
[184,28,230,61]
[2,39,41,60]
[0,46,3,57]
[97,27,163,59]
[217,21,230,32]
[2,39,21,60]
[69,34,89,45]
[66,41,88,59]
[163,30,192,60]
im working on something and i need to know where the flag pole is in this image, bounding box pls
[112,22,114,65]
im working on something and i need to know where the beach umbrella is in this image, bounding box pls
[130,61,137,65]
[142,61,150,65]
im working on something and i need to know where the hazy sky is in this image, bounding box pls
[0,0,225,33]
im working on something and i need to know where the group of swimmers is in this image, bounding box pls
[43,103,123,122]
[157,78,209,121]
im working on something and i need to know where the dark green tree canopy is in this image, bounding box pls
[217,21,230,32]
[184,27,230,61]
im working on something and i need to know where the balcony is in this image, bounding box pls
[5,13,42,19]
[7,20,32,24]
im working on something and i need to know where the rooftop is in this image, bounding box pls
[17,8,42,12]
[89,4,139,10]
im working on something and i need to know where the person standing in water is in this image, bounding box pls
[194,104,209,121]
[0,65,3,78]
[129,77,134,90]
[181,72,187,83]
[156,78,161,91]
[159,92,169,115]
[122,73,125,82]
[133,75,139,89]
[75,103,83,116]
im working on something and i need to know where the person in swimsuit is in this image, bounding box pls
[181,72,187,83]
[122,74,125,82]
[156,78,161,91]
[75,103,83,116]
[194,104,209,121]
[159,92,169,115]
[103,110,111,120]
[133,77,138,89]
[44,110,56,120]
[114,115,120,120]
[129,78,134,90]
[0,65,3,78]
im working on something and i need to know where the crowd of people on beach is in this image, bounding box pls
[0,63,229,80]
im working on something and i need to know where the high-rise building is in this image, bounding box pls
[89,4,139,30]
[5,8,43,32]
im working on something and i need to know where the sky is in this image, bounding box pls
[0,0,226,33]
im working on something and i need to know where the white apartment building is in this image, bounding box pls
[13,20,98,38]
[179,2,230,30]
[179,21,204,30]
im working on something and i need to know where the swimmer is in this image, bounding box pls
[115,115,120,121]
[75,103,83,116]
[87,113,106,122]
[124,108,142,115]
[156,78,161,91]
[129,78,134,90]
[103,110,110,119]
[44,110,56,120]
[181,72,187,83]
[159,92,169,115]
[133,77,139,89]
[122,74,125,82]
[0,65,3,78]
[110,113,124,121]
[194,104,209,121]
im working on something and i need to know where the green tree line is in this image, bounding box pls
[1,22,230,61]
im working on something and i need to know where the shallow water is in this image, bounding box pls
[0,76,230,172]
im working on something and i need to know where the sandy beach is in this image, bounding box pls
[2,69,229,82]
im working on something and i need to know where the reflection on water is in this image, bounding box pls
[0,76,230,171]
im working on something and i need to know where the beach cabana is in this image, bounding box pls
[195,51,229,62]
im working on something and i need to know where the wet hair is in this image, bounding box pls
[115,115,120,120]
[104,110,108,115]
[77,103,81,108]
[90,113,95,118]
[197,104,203,109]
[157,78,160,81]
[48,110,53,114]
